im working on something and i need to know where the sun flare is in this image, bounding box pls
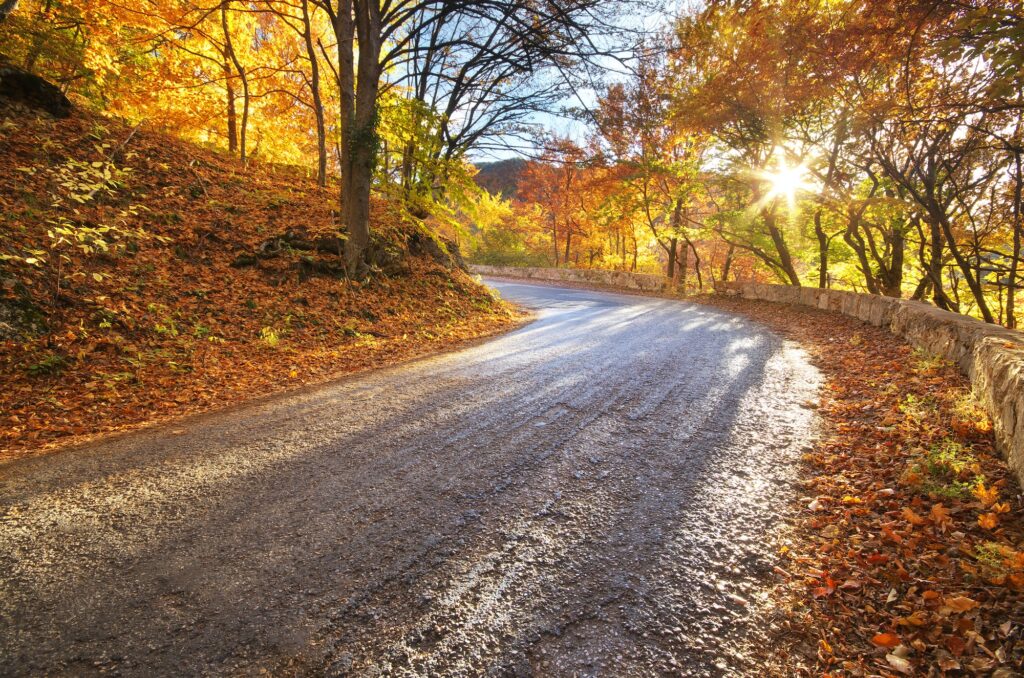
[756,155,816,212]
[766,164,809,201]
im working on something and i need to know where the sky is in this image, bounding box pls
[468,0,687,162]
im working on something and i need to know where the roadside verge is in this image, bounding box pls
[701,296,1023,675]
[2,278,529,464]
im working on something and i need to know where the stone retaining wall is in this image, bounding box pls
[470,264,667,292]
[715,281,1024,485]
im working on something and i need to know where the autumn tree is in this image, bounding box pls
[594,49,708,287]
[313,0,648,271]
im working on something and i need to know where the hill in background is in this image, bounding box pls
[473,158,529,200]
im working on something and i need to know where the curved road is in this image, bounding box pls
[0,280,821,677]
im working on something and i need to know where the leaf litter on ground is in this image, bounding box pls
[701,295,1023,676]
[0,105,523,461]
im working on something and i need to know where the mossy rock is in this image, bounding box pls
[0,285,48,340]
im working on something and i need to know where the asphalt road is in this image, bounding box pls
[0,280,822,677]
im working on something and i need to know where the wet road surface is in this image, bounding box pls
[0,280,821,676]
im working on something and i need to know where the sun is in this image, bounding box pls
[756,153,816,212]
[766,163,809,202]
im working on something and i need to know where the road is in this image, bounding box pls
[0,280,821,677]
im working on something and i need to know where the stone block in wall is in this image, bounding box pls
[839,291,860,318]
[468,264,667,293]
[774,286,799,305]
[799,287,821,308]
[891,301,977,368]
[971,335,1024,482]
[854,294,898,327]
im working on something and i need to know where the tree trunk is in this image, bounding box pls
[765,209,801,286]
[301,0,327,187]
[1009,150,1023,329]
[666,237,677,279]
[223,60,238,153]
[814,210,828,289]
[0,0,19,23]
[923,218,957,312]
[221,2,248,165]
[722,244,734,282]
[238,78,249,164]
[881,224,905,297]
[336,0,354,261]
[335,0,382,272]
[686,238,703,290]
[401,141,416,194]
[22,0,51,72]
[844,220,879,295]
[564,225,572,266]
[552,217,560,266]
[679,246,688,295]
[932,207,994,322]
[911,274,931,301]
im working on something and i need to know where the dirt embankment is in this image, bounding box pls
[0,104,520,459]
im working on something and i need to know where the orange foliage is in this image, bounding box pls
[0,106,520,459]
[703,296,1024,674]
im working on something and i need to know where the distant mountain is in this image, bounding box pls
[473,158,529,199]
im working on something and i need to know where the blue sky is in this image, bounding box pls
[468,1,686,162]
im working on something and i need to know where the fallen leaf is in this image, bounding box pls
[972,482,999,507]
[885,652,914,674]
[871,632,901,648]
[978,512,998,530]
[903,507,926,526]
[896,612,928,627]
[929,503,952,527]
[942,596,978,613]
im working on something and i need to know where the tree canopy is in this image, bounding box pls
[468,0,1024,328]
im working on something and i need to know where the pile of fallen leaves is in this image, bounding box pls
[702,296,1023,675]
[0,103,520,460]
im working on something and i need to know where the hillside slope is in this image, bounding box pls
[474,158,528,199]
[0,103,519,458]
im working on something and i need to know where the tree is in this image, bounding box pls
[313,0,633,272]
[0,0,18,22]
